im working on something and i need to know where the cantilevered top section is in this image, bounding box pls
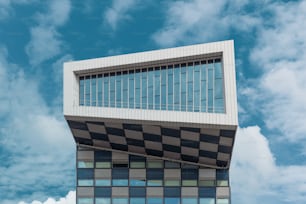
[64,40,238,168]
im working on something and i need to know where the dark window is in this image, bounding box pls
[112,168,129,179]
[199,187,216,197]
[95,187,111,197]
[164,187,180,197]
[129,187,146,197]
[95,150,111,161]
[77,169,94,179]
[147,169,164,179]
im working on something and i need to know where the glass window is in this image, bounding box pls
[97,75,103,106]
[207,61,214,112]
[85,76,90,106]
[110,73,116,107]
[95,187,111,197]
[164,187,180,197]
[217,199,229,204]
[78,161,94,168]
[182,198,197,204]
[200,63,207,112]
[103,74,109,107]
[96,162,111,168]
[129,70,135,108]
[174,65,180,111]
[167,66,173,110]
[141,70,147,109]
[165,180,180,186]
[130,198,146,204]
[78,169,94,179]
[130,187,146,197]
[182,180,197,186]
[112,198,128,204]
[130,179,146,186]
[148,69,154,109]
[165,198,180,204]
[165,161,180,168]
[217,180,229,186]
[180,64,187,111]
[199,187,216,197]
[147,161,163,168]
[135,70,141,109]
[96,198,111,204]
[199,180,215,187]
[112,179,128,186]
[161,66,167,110]
[122,72,128,108]
[79,77,84,106]
[147,198,163,204]
[78,179,93,186]
[91,75,97,106]
[147,180,163,186]
[187,64,193,112]
[95,179,111,186]
[95,150,111,161]
[154,67,161,110]
[130,162,145,168]
[78,198,93,204]
[194,64,200,112]
[200,198,215,204]
[116,72,122,108]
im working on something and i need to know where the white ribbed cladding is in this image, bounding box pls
[64,40,237,128]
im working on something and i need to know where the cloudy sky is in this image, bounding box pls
[0,0,306,203]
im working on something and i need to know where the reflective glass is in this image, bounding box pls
[147,161,163,168]
[112,198,128,204]
[187,65,193,111]
[167,66,173,110]
[182,180,197,186]
[78,179,93,186]
[103,76,109,107]
[130,162,145,168]
[180,65,187,111]
[122,73,128,108]
[161,67,167,110]
[91,75,96,106]
[200,198,215,204]
[78,161,93,168]
[112,179,128,186]
[165,180,180,186]
[96,162,111,168]
[110,73,115,107]
[194,65,200,112]
[129,71,135,108]
[130,198,145,204]
[174,65,180,111]
[147,180,163,186]
[217,180,229,186]
[141,71,147,109]
[148,198,163,204]
[96,198,111,204]
[182,198,197,204]
[217,199,229,204]
[85,76,90,106]
[199,180,215,187]
[165,198,180,204]
[154,68,161,110]
[78,198,93,204]
[200,64,207,112]
[116,73,122,108]
[79,77,84,105]
[97,75,103,106]
[130,179,146,186]
[148,70,154,109]
[135,70,141,109]
[95,179,111,186]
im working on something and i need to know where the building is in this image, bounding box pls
[63,40,238,204]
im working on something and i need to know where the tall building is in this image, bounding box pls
[64,40,238,204]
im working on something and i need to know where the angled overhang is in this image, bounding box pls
[63,40,238,168]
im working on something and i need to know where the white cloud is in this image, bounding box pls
[231,126,306,203]
[244,0,306,143]
[25,0,71,65]
[0,0,32,20]
[0,46,75,202]
[104,0,140,30]
[18,191,75,204]
[152,0,262,47]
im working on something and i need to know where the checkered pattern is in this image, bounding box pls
[68,120,235,167]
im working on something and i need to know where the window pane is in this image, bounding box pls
[95,179,111,186]
[165,198,180,204]
[130,198,145,204]
[200,198,215,204]
[194,65,200,112]
[147,198,163,204]
[187,65,193,112]
[130,179,146,186]
[167,66,173,110]
[199,180,215,187]
[141,70,147,109]
[79,77,84,105]
[217,180,229,186]
[96,198,111,204]
[78,179,93,186]
[200,64,207,112]
[135,70,141,109]
[116,73,122,108]
[78,198,93,204]
[112,198,128,204]
[182,198,197,204]
[182,180,197,186]
[122,72,128,108]
[130,162,145,168]
[91,75,96,106]
[180,65,187,111]
[97,75,103,106]
[78,161,94,168]
[154,68,161,110]
[217,199,229,204]
[165,180,180,186]
[148,69,154,109]
[161,67,167,110]
[103,75,109,107]
[174,65,180,111]
[96,162,111,168]
[110,73,115,107]
[85,76,90,106]
[147,161,163,168]
[129,71,135,108]
[147,180,163,186]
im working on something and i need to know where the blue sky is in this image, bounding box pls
[0,0,306,203]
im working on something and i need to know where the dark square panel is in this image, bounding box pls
[218,145,232,154]
[146,149,163,157]
[95,150,111,161]
[105,127,125,136]
[67,120,88,130]
[161,128,180,138]
[86,121,105,126]
[77,169,94,179]
[181,169,199,179]
[75,137,93,146]
[216,161,228,167]
[181,139,199,148]
[163,144,181,153]
[90,132,108,141]
[126,138,145,147]
[216,169,229,179]
[112,168,129,179]
[164,187,180,197]
[200,134,219,144]
[147,169,164,179]
[199,187,216,197]
[181,155,199,163]
[143,133,162,142]
[199,150,218,159]
[180,127,200,133]
[123,124,142,131]
[220,129,236,138]
[130,187,146,197]
[95,187,111,197]
[110,143,128,151]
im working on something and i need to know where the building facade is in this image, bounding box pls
[64,40,238,204]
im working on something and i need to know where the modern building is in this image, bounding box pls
[64,40,238,204]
